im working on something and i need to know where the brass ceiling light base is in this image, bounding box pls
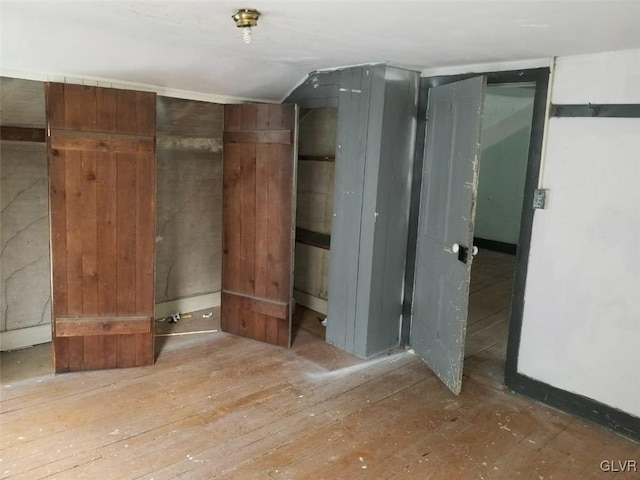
[232,9,260,44]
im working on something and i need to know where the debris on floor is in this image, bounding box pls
[202,312,213,319]
[168,313,181,323]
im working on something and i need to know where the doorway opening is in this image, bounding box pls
[291,107,338,344]
[405,68,550,394]
[464,83,536,385]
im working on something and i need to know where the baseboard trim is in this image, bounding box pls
[506,371,640,443]
[1,293,223,351]
[473,237,517,255]
[1,324,52,351]
[294,290,328,315]
[154,292,221,320]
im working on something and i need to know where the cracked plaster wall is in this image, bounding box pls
[155,96,223,304]
[1,141,51,332]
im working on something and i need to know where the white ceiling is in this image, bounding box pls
[1,1,639,102]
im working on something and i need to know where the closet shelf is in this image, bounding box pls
[298,155,335,162]
[295,228,331,250]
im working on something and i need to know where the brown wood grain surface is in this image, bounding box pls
[50,130,155,153]
[223,130,292,145]
[222,104,296,348]
[56,317,152,336]
[46,83,156,372]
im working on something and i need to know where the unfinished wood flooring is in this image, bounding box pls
[465,250,518,385]
[2,251,638,478]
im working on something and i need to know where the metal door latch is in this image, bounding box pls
[533,189,548,209]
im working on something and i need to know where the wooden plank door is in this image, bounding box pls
[221,104,297,347]
[411,77,486,394]
[46,83,156,372]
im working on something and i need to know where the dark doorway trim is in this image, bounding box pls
[551,104,640,118]
[510,373,640,442]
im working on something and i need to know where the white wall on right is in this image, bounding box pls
[518,49,640,417]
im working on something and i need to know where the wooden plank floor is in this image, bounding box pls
[2,252,638,479]
[465,250,518,385]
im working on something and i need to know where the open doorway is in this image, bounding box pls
[291,108,338,344]
[464,83,536,384]
[407,68,549,394]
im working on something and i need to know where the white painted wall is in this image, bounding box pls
[518,49,640,417]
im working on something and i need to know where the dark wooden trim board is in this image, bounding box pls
[56,316,152,337]
[507,372,640,443]
[473,237,517,255]
[295,228,331,250]
[50,130,155,153]
[222,291,288,320]
[551,104,640,118]
[0,126,46,142]
[223,130,292,144]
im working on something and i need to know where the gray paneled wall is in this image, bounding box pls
[326,66,375,355]
[326,65,419,358]
[155,96,223,303]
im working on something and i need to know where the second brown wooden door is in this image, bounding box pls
[221,104,297,347]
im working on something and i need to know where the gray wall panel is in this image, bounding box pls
[354,65,386,357]
[366,68,419,356]
[326,67,372,353]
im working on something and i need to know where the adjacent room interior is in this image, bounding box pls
[464,83,536,384]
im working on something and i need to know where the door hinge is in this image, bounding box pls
[533,189,548,209]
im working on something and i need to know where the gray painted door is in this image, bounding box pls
[411,76,486,394]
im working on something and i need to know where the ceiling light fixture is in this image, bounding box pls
[232,8,260,44]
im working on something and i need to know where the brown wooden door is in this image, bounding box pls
[222,104,297,347]
[46,83,156,372]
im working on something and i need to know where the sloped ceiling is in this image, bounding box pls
[1,1,639,102]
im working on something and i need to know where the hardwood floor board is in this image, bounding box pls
[466,308,508,334]
[132,353,416,478]
[464,317,509,359]
[1,327,219,409]
[2,336,288,476]
[464,342,509,387]
[147,356,430,479]
[264,377,467,480]
[2,265,638,480]
[225,376,438,479]
[1,335,265,434]
[541,420,636,466]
